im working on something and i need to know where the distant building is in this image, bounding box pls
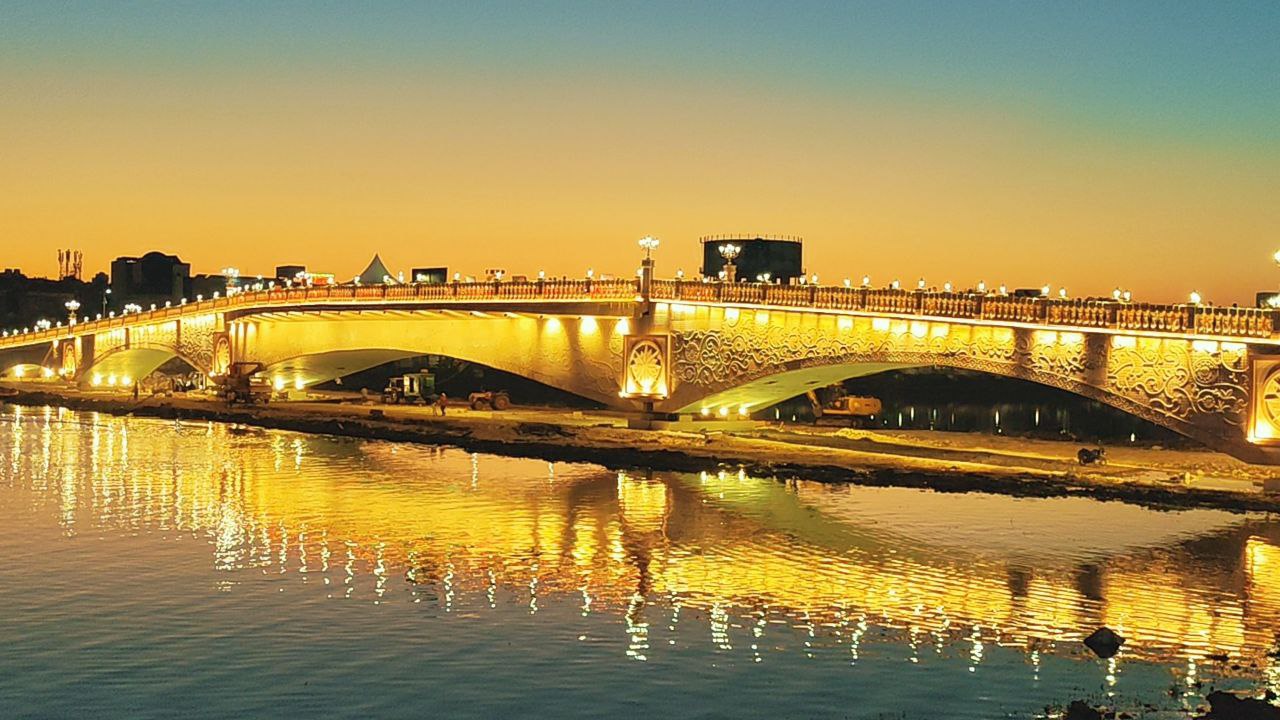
[276,264,306,282]
[699,236,803,283]
[110,252,191,308]
[190,274,228,300]
[411,266,449,284]
[0,269,102,329]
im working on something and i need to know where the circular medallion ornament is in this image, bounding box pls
[627,340,665,394]
[61,342,78,376]
[1263,368,1280,427]
[212,336,232,376]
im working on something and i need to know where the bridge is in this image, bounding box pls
[3,263,1280,463]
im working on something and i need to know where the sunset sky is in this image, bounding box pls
[2,2,1277,303]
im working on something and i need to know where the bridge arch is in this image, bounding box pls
[230,309,629,405]
[78,346,205,387]
[657,307,1255,459]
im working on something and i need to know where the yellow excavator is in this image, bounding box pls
[806,385,881,426]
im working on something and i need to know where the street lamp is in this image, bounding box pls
[718,243,741,282]
[101,287,111,315]
[1189,291,1203,305]
[222,267,240,296]
[637,236,659,298]
[65,299,80,326]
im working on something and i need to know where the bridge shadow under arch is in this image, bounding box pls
[233,310,628,406]
[79,346,202,386]
[677,356,1232,455]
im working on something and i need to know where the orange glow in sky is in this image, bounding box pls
[2,4,1277,303]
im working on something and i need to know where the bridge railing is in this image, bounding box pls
[0,279,643,351]
[5,277,1278,352]
[647,280,1280,340]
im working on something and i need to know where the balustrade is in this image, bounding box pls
[6,276,1280,351]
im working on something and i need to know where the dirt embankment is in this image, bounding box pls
[6,388,1280,513]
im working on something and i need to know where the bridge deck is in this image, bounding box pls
[1,278,1277,351]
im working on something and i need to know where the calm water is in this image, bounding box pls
[3,406,1280,719]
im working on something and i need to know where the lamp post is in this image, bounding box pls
[718,243,741,283]
[101,287,111,315]
[637,235,659,300]
[65,299,80,326]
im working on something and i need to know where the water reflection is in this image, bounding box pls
[5,405,1280,694]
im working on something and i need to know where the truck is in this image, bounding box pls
[806,385,881,426]
[382,371,436,405]
[220,362,272,405]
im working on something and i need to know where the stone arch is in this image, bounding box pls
[658,309,1255,459]
[231,310,628,406]
[78,345,205,387]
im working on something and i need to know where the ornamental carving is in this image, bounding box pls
[669,309,1251,440]
[623,335,670,398]
[60,340,78,376]
[1107,342,1247,428]
[1261,368,1280,428]
[176,316,218,373]
[672,315,1019,388]
[212,335,232,376]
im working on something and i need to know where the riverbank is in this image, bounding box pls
[5,385,1280,513]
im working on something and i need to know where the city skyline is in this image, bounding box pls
[2,2,1278,304]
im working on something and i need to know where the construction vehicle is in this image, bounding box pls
[219,362,272,405]
[468,390,511,411]
[382,371,436,405]
[806,385,881,426]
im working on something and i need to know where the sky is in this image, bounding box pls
[1,1,1278,303]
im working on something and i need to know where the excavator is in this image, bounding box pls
[805,384,881,427]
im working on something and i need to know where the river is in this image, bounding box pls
[2,404,1277,718]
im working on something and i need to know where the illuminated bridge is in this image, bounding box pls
[3,269,1280,463]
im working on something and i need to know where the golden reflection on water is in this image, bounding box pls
[6,405,1280,682]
